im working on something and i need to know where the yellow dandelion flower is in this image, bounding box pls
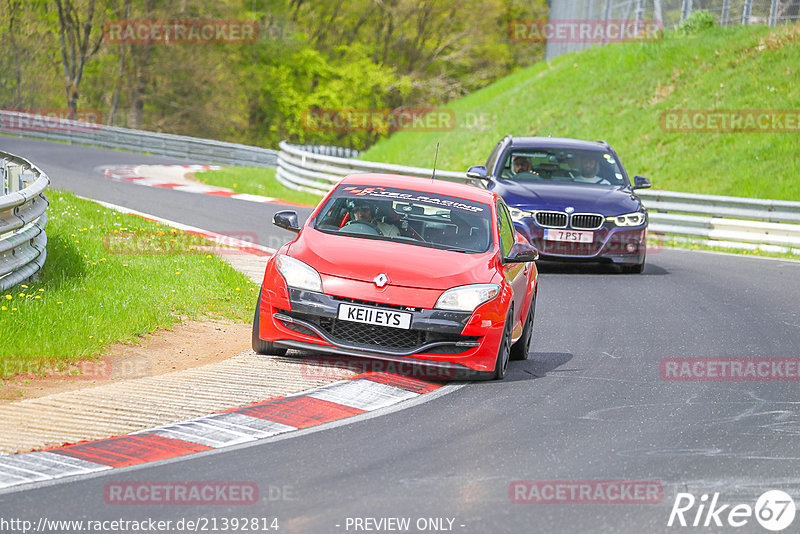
[38,288,44,292]
[21,285,28,288]
[1,306,6,311]
[5,295,12,300]
[34,295,41,299]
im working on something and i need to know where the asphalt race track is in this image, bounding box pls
[2,137,800,533]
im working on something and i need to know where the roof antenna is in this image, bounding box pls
[431,142,440,181]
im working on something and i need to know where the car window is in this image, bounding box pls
[502,148,626,186]
[497,200,515,257]
[485,140,505,175]
[311,184,494,253]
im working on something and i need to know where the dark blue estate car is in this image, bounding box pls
[467,136,651,273]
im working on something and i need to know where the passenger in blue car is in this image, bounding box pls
[573,154,611,185]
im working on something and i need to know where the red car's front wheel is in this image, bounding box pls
[493,308,513,380]
[252,296,287,356]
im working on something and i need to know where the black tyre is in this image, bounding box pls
[621,248,646,274]
[252,297,287,356]
[510,296,535,361]
[493,309,513,380]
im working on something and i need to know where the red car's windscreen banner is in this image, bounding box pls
[338,185,489,215]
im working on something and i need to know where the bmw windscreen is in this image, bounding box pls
[502,148,626,186]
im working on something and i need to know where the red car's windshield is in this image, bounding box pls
[310,184,493,253]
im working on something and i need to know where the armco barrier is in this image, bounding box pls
[276,142,800,253]
[0,153,49,290]
[276,140,482,195]
[0,110,278,168]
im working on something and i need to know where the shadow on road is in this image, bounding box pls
[497,351,575,383]
[535,260,668,276]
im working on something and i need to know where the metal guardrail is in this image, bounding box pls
[276,141,483,195]
[0,153,49,290]
[276,142,800,253]
[0,110,278,168]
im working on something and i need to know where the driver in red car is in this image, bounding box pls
[352,200,400,236]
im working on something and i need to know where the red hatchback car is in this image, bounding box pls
[253,173,539,380]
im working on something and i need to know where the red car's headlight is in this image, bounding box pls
[275,254,323,293]
[434,284,500,312]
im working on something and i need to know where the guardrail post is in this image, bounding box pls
[742,0,752,24]
[721,0,731,25]
[768,0,779,26]
[680,0,693,22]
[0,159,7,196]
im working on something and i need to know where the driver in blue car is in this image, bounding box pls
[352,200,400,236]
[573,154,611,184]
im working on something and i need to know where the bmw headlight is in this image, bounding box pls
[608,211,646,226]
[509,207,535,222]
[275,255,323,292]
[434,284,500,312]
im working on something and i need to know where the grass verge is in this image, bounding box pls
[194,166,323,206]
[648,235,800,261]
[0,190,258,379]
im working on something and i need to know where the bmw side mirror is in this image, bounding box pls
[273,210,300,233]
[466,165,489,181]
[505,242,539,263]
[633,175,652,190]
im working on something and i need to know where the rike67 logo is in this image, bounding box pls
[668,490,796,531]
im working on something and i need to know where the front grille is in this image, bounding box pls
[320,316,423,349]
[535,211,568,228]
[278,309,477,353]
[570,214,604,230]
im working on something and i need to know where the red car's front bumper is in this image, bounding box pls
[256,263,508,380]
